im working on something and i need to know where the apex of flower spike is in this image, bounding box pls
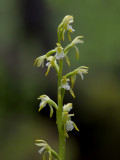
[58,15,75,41]
[62,15,74,33]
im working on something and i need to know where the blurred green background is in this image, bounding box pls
[0,0,120,160]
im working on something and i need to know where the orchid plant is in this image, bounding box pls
[34,15,88,160]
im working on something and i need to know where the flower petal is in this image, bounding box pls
[38,146,46,154]
[39,101,47,112]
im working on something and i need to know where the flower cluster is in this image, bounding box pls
[34,15,89,160]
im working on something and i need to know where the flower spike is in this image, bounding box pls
[34,15,89,160]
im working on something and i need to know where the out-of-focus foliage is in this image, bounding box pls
[0,0,120,160]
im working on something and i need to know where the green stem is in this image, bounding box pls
[57,59,66,160]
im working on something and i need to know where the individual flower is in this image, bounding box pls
[34,50,56,68]
[65,66,88,87]
[35,140,61,160]
[45,56,58,76]
[61,77,70,90]
[34,55,46,67]
[55,43,65,59]
[35,140,52,159]
[63,36,84,60]
[62,15,75,34]
[62,103,79,137]
[71,36,84,46]
[38,95,58,118]
[76,66,88,80]
[61,77,75,98]
[63,103,72,112]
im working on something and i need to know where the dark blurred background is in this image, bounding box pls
[0,0,120,160]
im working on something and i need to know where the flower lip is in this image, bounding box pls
[66,120,74,131]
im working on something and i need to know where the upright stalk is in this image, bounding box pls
[34,15,88,160]
[57,58,66,160]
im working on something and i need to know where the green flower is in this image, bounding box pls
[61,77,70,90]
[35,140,61,160]
[34,50,56,68]
[62,103,79,137]
[65,66,88,82]
[34,55,46,67]
[55,43,65,59]
[38,95,58,118]
[61,77,75,98]
[45,56,59,76]
[63,103,72,112]
[76,66,88,80]
[71,36,84,46]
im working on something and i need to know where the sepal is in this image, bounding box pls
[71,75,76,89]
[65,54,70,66]
[69,88,75,98]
